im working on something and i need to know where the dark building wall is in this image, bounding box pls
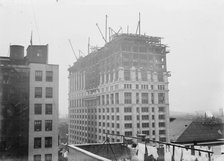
[0,65,29,161]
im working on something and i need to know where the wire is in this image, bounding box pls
[30,0,41,44]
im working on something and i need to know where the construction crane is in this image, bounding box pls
[68,39,78,61]
[96,23,107,43]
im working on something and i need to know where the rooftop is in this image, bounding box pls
[172,119,224,145]
[69,142,131,161]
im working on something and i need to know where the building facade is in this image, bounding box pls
[68,34,170,144]
[0,45,59,161]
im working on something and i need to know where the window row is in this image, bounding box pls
[35,104,53,115]
[35,87,53,98]
[34,137,52,149]
[34,120,53,132]
[97,106,165,114]
[124,69,164,82]
[101,70,119,84]
[35,70,53,82]
[101,93,119,105]
[98,115,120,120]
[33,154,52,161]
[125,92,166,104]
[70,92,166,107]
[98,122,120,128]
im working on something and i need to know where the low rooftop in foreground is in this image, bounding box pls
[68,142,131,161]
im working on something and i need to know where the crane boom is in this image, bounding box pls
[96,23,107,43]
[68,39,78,60]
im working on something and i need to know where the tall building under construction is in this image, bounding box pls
[68,33,170,144]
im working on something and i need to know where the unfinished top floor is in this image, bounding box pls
[68,33,170,74]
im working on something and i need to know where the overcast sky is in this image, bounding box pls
[1,0,224,117]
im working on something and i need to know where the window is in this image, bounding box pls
[142,93,149,104]
[124,107,132,113]
[106,73,109,83]
[106,94,109,104]
[111,94,114,104]
[159,122,165,127]
[141,107,149,112]
[35,87,42,98]
[152,122,155,127]
[137,123,140,128]
[142,130,149,135]
[34,104,42,115]
[159,115,165,120]
[151,93,154,104]
[136,93,139,104]
[116,107,119,113]
[124,131,132,137]
[35,71,42,81]
[45,104,53,115]
[124,92,132,104]
[152,107,154,112]
[142,115,149,120]
[158,93,165,104]
[158,74,164,82]
[158,85,165,90]
[135,70,138,81]
[125,123,132,128]
[159,137,166,142]
[141,70,147,81]
[124,115,132,120]
[110,71,113,82]
[124,69,131,81]
[117,123,120,128]
[46,71,53,82]
[45,154,52,161]
[45,120,52,131]
[102,74,105,83]
[115,70,118,81]
[151,85,154,90]
[102,95,105,105]
[159,130,166,135]
[152,130,155,135]
[115,93,119,104]
[142,123,149,128]
[116,115,119,120]
[46,87,53,98]
[97,96,101,105]
[34,120,42,131]
[45,137,52,148]
[34,137,41,148]
[159,107,165,112]
[34,155,41,161]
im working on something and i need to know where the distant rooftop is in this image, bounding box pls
[171,118,224,145]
